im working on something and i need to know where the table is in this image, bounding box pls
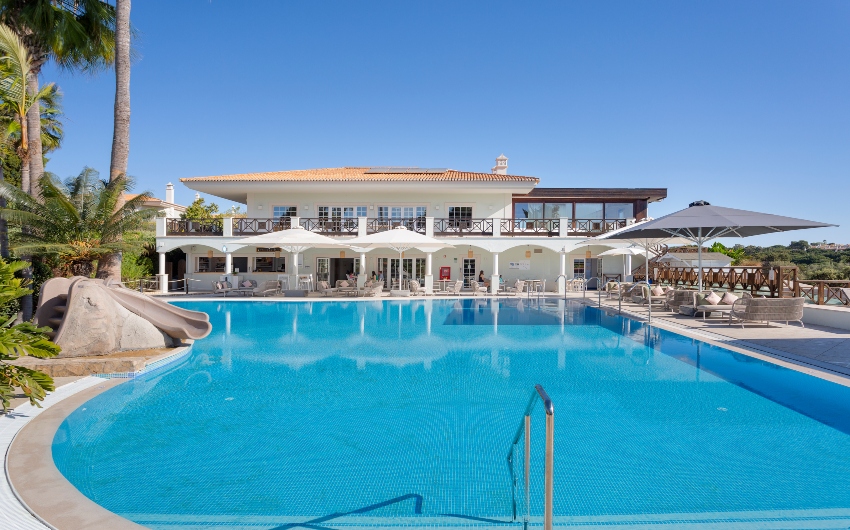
[523,279,542,294]
[437,279,453,292]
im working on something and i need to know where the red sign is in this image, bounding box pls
[439,266,451,280]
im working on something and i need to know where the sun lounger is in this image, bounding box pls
[728,296,805,328]
[236,280,258,295]
[358,280,384,297]
[632,284,667,305]
[252,280,280,297]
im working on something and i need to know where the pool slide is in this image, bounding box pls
[103,281,211,340]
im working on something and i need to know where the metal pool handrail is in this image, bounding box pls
[506,384,554,530]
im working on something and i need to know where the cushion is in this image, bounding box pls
[242,280,252,288]
[339,280,349,288]
[225,281,233,288]
[720,292,739,305]
[651,286,664,296]
[214,282,222,290]
[318,281,328,289]
[705,292,722,305]
[695,294,709,306]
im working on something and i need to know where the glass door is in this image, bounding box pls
[316,257,330,282]
[463,258,476,287]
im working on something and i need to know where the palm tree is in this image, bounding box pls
[0,24,54,195]
[97,0,130,281]
[0,169,156,278]
[0,0,115,194]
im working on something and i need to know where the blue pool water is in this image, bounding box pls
[53,299,850,528]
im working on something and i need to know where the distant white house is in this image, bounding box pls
[657,252,733,268]
[125,183,187,218]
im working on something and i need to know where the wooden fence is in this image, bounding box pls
[641,265,800,298]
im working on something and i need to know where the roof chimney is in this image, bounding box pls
[165,182,175,204]
[195,192,200,201]
[492,154,508,175]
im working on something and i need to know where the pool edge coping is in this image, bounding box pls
[4,342,195,530]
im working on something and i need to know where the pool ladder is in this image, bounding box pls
[507,384,554,530]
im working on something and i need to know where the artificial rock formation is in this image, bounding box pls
[54,280,175,357]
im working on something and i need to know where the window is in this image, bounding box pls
[575,203,604,219]
[378,205,427,220]
[514,202,542,219]
[378,206,389,219]
[448,206,473,220]
[605,203,634,220]
[544,203,572,219]
[318,205,367,219]
[573,259,585,277]
[416,206,427,219]
[273,206,296,219]
[197,257,226,273]
[357,206,368,217]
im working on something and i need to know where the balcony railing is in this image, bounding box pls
[434,218,493,236]
[166,218,223,236]
[162,216,633,238]
[299,217,359,235]
[501,218,560,236]
[366,217,426,234]
[233,217,291,235]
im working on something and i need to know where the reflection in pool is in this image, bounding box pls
[52,299,850,528]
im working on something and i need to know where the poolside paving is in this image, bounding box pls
[588,294,850,378]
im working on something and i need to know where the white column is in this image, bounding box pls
[625,255,633,281]
[425,217,435,238]
[358,217,367,237]
[223,216,233,237]
[492,218,501,237]
[157,252,168,294]
[155,217,166,237]
[225,252,233,274]
[425,252,434,294]
[558,252,567,295]
[358,252,367,287]
[291,252,299,290]
[490,252,500,294]
[559,217,570,237]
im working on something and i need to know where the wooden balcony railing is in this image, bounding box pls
[572,219,627,235]
[799,280,850,306]
[501,218,560,236]
[365,218,426,234]
[648,265,800,298]
[233,217,291,236]
[166,218,223,236]
[299,217,359,235]
[433,218,493,236]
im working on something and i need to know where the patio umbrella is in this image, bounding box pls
[344,227,452,291]
[231,227,350,280]
[598,246,646,281]
[604,200,835,291]
[595,223,691,323]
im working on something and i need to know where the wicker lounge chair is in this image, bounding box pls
[728,297,805,328]
[437,280,463,296]
[632,284,667,306]
[409,280,428,296]
[212,280,241,297]
[358,280,384,297]
[236,280,258,295]
[665,289,699,312]
[469,280,489,296]
[252,280,280,297]
[505,280,526,297]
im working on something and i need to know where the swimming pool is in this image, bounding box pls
[52,299,850,528]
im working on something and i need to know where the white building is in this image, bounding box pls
[154,157,667,293]
[126,183,187,218]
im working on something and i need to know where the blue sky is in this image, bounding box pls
[42,0,850,246]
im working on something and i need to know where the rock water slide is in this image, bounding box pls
[35,277,212,357]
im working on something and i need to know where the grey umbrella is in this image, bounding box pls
[607,200,835,290]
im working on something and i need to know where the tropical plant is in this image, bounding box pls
[0,168,156,277]
[0,23,55,195]
[708,242,747,266]
[0,258,58,411]
[0,0,116,194]
[181,197,221,221]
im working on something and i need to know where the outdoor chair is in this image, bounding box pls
[665,289,696,312]
[252,280,280,297]
[686,291,749,320]
[436,280,463,296]
[469,280,489,296]
[211,280,240,297]
[317,281,339,296]
[505,280,526,296]
[358,280,384,297]
[632,284,667,306]
[409,280,428,296]
[728,296,805,328]
[236,279,258,295]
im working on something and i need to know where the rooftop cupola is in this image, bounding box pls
[492,154,508,175]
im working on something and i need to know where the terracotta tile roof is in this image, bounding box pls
[180,167,539,183]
